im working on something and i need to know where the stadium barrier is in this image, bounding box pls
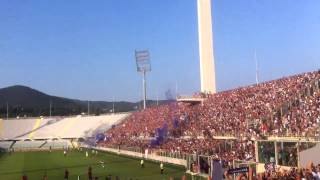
[93,146,188,167]
[156,151,189,160]
[0,140,72,152]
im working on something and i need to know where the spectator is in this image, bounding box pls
[64,169,69,180]
[160,162,164,174]
[22,174,28,180]
[88,166,93,180]
[100,70,320,165]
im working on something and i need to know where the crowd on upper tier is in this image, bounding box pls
[182,71,320,139]
[101,70,320,158]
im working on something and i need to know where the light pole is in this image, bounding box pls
[255,50,259,85]
[49,101,52,117]
[156,89,159,106]
[87,101,90,116]
[135,50,151,109]
[6,102,8,120]
[112,96,115,113]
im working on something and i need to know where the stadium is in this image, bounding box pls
[1,0,320,180]
[1,71,319,179]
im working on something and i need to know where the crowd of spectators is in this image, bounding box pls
[104,103,192,148]
[182,71,320,139]
[275,91,320,137]
[274,162,320,180]
[224,162,320,180]
[101,70,320,164]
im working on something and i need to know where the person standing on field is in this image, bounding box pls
[22,174,28,180]
[160,162,164,174]
[88,166,93,180]
[43,172,48,180]
[64,169,69,180]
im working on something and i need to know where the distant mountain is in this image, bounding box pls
[0,85,171,118]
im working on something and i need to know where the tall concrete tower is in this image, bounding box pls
[197,0,216,93]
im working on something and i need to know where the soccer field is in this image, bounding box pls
[0,150,187,180]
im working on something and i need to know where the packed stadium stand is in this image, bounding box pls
[0,71,319,179]
[101,70,320,163]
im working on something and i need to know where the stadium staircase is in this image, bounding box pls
[39,141,47,148]
[70,139,78,149]
[9,141,16,149]
[28,118,42,139]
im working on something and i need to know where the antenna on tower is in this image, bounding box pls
[175,81,178,99]
[156,88,159,106]
[254,50,259,85]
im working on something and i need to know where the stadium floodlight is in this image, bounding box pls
[135,50,151,110]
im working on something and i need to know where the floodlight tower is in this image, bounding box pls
[197,0,216,93]
[135,50,151,109]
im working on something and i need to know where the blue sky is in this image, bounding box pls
[0,0,319,101]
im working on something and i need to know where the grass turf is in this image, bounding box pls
[0,150,187,180]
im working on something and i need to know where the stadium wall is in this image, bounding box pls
[299,143,320,167]
[94,147,187,167]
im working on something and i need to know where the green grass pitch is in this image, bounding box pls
[0,150,187,180]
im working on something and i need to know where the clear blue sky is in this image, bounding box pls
[0,0,319,102]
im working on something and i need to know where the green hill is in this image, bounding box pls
[0,85,171,118]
